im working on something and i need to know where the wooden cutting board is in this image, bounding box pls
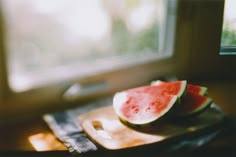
[79,105,223,150]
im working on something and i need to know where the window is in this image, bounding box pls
[2,0,174,92]
[0,0,178,120]
[220,0,236,55]
[1,0,234,121]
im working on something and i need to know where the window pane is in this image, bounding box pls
[2,0,169,92]
[220,0,236,55]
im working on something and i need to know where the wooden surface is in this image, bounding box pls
[0,80,235,156]
[79,105,224,150]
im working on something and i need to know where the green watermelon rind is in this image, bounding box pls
[197,86,208,95]
[113,91,178,125]
[188,97,212,116]
[176,80,187,98]
[173,96,213,117]
[118,116,153,129]
[187,84,208,96]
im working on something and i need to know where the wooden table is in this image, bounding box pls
[0,80,235,157]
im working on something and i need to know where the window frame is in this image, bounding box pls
[220,46,236,55]
[1,0,235,123]
[175,0,235,80]
[220,0,236,56]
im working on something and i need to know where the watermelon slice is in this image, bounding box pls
[113,91,178,125]
[113,81,187,125]
[187,84,207,95]
[172,92,213,117]
[151,80,207,96]
[151,80,211,117]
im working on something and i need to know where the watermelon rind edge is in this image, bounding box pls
[177,80,187,98]
[199,86,208,95]
[187,97,213,116]
[173,97,213,117]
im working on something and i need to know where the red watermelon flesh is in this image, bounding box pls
[147,80,187,98]
[113,81,186,125]
[173,92,212,117]
[113,91,177,124]
[151,80,206,96]
[187,84,207,95]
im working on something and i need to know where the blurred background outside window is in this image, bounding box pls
[2,0,167,92]
[221,0,236,55]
